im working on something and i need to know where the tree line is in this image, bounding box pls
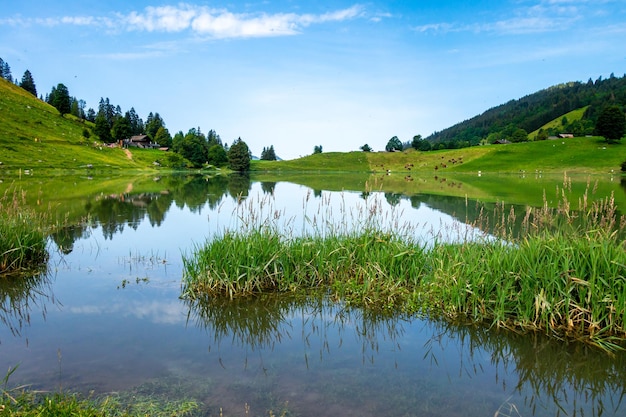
[367,75,625,154]
[422,73,626,149]
[0,56,275,171]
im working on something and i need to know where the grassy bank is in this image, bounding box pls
[251,136,624,175]
[182,190,626,351]
[0,190,49,275]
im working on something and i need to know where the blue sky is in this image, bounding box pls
[1,1,625,159]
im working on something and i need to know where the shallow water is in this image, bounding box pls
[1,175,625,416]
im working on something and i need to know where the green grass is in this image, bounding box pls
[0,79,165,172]
[182,189,626,351]
[252,136,624,176]
[449,136,622,174]
[3,77,623,176]
[252,151,370,172]
[528,106,589,139]
[1,386,198,417]
[0,190,49,275]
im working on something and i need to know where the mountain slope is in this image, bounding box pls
[0,78,154,171]
[427,75,626,145]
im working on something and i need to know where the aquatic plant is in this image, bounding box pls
[182,192,433,310]
[0,190,49,275]
[182,185,626,351]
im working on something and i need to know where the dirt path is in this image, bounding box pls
[124,149,133,160]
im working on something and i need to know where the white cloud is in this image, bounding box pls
[69,300,186,325]
[413,0,591,35]
[2,4,364,39]
[124,4,198,32]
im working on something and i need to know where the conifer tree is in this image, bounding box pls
[0,58,12,82]
[228,138,251,171]
[48,83,71,115]
[19,70,37,96]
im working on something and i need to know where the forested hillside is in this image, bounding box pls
[426,74,626,147]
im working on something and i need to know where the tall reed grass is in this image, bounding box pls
[0,190,49,276]
[182,184,626,351]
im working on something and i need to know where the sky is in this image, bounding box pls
[1,1,625,160]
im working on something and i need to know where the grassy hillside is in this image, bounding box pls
[3,77,624,177]
[253,151,370,172]
[528,106,588,139]
[0,78,161,172]
[252,137,623,175]
[427,75,626,146]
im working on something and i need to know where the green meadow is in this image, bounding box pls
[2,76,624,178]
[0,78,167,172]
[251,136,624,176]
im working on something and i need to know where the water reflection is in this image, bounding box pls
[9,173,624,252]
[2,173,626,416]
[185,294,626,416]
[427,320,626,416]
[184,293,407,366]
[0,266,53,342]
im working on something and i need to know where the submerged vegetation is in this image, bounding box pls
[1,366,199,417]
[0,190,49,276]
[183,184,626,352]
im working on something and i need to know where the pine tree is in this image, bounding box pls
[19,70,37,96]
[94,111,113,142]
[112,116,132,142]
[126,108,143,135]
[228,138,251,171]
[86,108,96,123]
[145,112,164,140]
[0,58,12,82]
[266,145,277,160]
[48,83,71,115]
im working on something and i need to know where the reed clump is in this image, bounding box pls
[182,188,626,351]
[182,227,425,310]
[0,190,49,276]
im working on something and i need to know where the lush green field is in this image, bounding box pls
[528,106,589,139]
[3,77,624,176]
[252,137,624,175]
[0,79,165,172]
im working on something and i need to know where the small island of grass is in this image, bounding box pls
[182,190,626,352]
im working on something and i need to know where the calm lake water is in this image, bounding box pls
[1,173,625,416]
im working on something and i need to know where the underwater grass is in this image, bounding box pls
[0,190,49,275]
[182,186,626,351]
[0,389,199,417]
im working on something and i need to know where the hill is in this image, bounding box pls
[528,106,588,139]
[2,74,624,177]
[0,78,161,172]
[252,136,623,175]
[427,74,626,146]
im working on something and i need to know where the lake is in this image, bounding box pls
[1,172,625,416]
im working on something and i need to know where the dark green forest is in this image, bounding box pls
[425,73,626,148]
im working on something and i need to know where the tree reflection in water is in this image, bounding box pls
[185,294,626,416]
[0,265,53,342]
